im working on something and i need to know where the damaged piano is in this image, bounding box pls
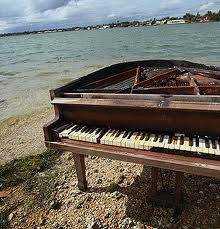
[44,60,220,208]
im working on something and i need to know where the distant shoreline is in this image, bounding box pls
[1,10,219,38]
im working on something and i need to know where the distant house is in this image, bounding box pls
[167,19,186,25]
[103,25,110,29]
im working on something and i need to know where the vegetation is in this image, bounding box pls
[0,10,219,37]
[0,150,59,228]
[183,10,220,22]
[0,150,59,190]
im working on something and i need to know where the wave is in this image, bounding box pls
[0,71,18,76]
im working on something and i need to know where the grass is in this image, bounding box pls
[0,208,9,229]
[0,150,59,190]
[0,150,60,228]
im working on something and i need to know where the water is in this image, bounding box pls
[0,22,220,121]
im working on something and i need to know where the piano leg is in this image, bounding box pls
[149,168,184,210]
[175,171,184,206]
[150,167,159,197]
[73,153,88,191]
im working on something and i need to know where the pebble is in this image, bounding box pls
[39,216,46,226]
[8,213,14,221]
[49,200,61,210]
[96,178,102,184]
[110,191,122,199]
[87,221,99,229]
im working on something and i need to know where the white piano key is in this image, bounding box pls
[208,139,215,155]
[143,134,151,150]
[163,135,170,149]
[157,135,165,148]
[128,132,139,148]
[134,133,144,149]
[91,128,103,143]
[85,127,98,142]
[153,134,161,148]
[174,136,181,150]
[215,139,220,155]
[106,130,117,145]
[125,132,134,148]
[80,127,93,141]
[74,126,87,140]
[190,137,197,152]
[113,131,126,146]
[59,124,78,138]
[84,127,96,142]
[197,138,205,153]
[139,133,147,149]
[100,129,112,144]
[184,137,191,151]
[109,130,120,145]
[69,125,83,139]
[120,131,130,147]
[148,134,156,147]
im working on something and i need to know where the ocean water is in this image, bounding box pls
[0,22,220,121]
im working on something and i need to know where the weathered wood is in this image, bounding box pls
[199,86,220,95]
[151,168,159,196]
[132,86,196,95]
[46,139,220,178]
[56,93,220,103]
[133,68,180,89]
[134,66,141,85]
[73,153,88,191]
[52,97,220,111]
[84,68,137,89]
[175,172,184,205]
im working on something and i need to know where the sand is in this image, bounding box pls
[0,108,53,165]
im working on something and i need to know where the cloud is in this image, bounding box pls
[199,1,220,12]
[0,0,219,33]
[28,0,72,13]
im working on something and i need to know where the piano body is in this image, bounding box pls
[44,60,220,206]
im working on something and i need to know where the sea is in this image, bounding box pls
[0,22,220,121]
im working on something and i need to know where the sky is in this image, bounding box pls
[0,0,220,33]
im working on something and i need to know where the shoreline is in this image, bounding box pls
[0,107,53,165]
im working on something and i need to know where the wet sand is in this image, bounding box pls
[0,107,53,165]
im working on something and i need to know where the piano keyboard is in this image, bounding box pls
[59,124,220,157]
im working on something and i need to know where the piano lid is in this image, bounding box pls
[50,60,220,99]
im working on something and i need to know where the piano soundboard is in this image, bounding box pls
[59,123,220,158]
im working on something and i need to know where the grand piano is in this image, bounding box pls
[44,60,220,207]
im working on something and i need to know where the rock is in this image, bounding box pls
[119,168,124,172]
[70,189,81,195]
[8,213,14,221]
[87,221,99,229]
[96,178,102,184]
[39,216,46,226]
[120,218,133,228]
[110,191,122,199]
[182,226,189,229]
[64,152,73,160]
[49,200,61,210]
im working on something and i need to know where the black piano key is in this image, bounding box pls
[196,137,199,147]
[159,135,164,143]
[180,136,184,145]
[140,132,146,141]
[212,139,217,149]
[189,137,193,147]
[205,138,210,148]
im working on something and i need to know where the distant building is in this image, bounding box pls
[167,19,186,25]
[103,25,110,29]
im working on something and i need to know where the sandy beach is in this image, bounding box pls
[0,108,53,165]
